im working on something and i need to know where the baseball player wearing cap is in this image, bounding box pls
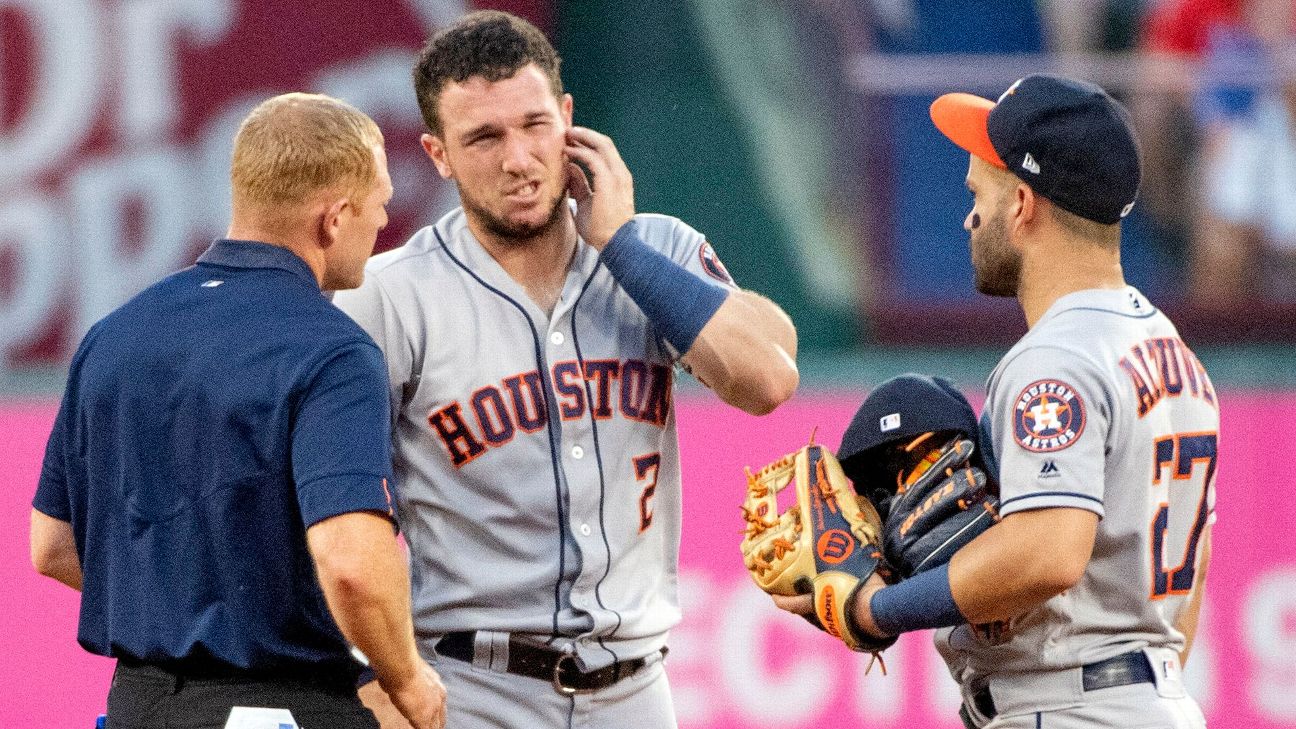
[776,75,1216,728]
[334,11,799,729]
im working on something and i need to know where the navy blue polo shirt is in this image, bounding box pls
[33,240,397,675]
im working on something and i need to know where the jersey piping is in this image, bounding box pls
[570,264,623,665]
[434,228,570,637]
[999,491,1104,508]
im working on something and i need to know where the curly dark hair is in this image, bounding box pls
[413,11,564,135]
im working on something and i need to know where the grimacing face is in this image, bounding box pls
[964,156,1022,298]
[424,63,573,244]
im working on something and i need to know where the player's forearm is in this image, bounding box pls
[681,291,799,415]
[947,507,1098,624]
[307,512,423,689]
[30,509,83,591]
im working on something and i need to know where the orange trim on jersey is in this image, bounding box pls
[582,359,621,420]
[1155,338,1186,397]
[1152,434,1176,482]
[1166,432,1218,596]
[619,360,672,428]
[633,451,662,534]
[1170,430,1219,481]
[503,371,548,433]
[551,360,587,421]
[1148,500,1171,601]
[930,93,1006,169]
[619,360,650,421]
[469,385,517,448]
[428,402,488,469]
[638,364,673,427]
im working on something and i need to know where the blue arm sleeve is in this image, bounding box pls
[869,563,967,635]
[598,220,730,354]
[292,342,398,528]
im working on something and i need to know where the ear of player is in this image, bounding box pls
[740,443,897,654]
[879,435,1002,579]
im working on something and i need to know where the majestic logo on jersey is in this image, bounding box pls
[428,358,673,468]
[1118,336,1217,418]
[1039,460,1060,478]
[698,242,734,284]
[1012,379,1086,452]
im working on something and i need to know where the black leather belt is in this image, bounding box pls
[965,651,1156,722]
[435,632,665,695]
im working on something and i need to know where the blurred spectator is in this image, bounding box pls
[1190,0,1296,304]
[1132,0,1241,281]
[1139,0,1296,306]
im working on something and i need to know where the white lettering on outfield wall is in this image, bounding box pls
[0,0,103,178]
[115,0,235,142]
[669,571,1218,725]
[1246,568,1296,719]
[0,197,62,350]
[0,0,437,371]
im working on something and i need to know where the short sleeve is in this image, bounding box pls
[292,342,397,528]
[333,274,415,428]
[988,347,1113,518]
[32,389,74,521]
[665,219,741,292]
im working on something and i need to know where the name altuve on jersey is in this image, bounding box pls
[429,358,673,467]
[1118,336,1217,417]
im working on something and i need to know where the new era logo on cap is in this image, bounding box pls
[880,413,902,432]
[930,74,1141,225]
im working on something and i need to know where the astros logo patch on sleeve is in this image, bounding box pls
[1013,379,1086,452]
[699,242,734,284]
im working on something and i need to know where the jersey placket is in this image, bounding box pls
[550,251,619,651]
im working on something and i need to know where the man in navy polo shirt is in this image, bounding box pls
[29,93,445,729]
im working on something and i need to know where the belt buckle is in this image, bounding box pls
[551,653,587,695]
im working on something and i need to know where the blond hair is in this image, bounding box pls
[231,93,384,211]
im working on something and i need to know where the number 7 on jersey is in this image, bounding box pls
[1148,432,1217,599]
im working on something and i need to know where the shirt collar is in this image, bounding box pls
[1035,285,1155,326]
[197,239,320,288]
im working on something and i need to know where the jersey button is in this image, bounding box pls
[550,331,565,346]
[571,445,585,459]
[579,523,592,537]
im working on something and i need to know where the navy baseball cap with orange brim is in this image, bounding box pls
[930,74,1142,225]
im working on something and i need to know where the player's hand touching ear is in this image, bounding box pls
[565,126,635,249]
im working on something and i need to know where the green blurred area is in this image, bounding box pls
[557,0,860,351]
[5,344,1292,400]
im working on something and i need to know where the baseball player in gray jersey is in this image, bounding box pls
[334,11,798,729]
[776,75,1215,728]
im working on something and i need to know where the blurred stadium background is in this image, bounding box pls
[3,0,1295,726]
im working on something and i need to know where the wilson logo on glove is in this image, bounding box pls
[740,442,897,658]
[817,530,854,564]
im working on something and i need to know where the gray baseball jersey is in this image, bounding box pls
[333,208,736,671]
[937,287,1219,684]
